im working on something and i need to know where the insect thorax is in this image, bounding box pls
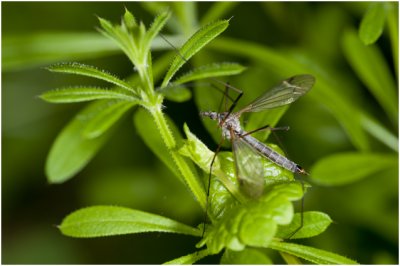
[219,113,243,140]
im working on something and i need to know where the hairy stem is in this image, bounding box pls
[151,106,207,211]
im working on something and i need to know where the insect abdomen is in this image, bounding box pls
[243,135,298,173]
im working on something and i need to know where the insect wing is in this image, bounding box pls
[232,134,265,198]
[239,74,315,113]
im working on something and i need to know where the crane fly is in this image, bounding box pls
[200,74,315,199]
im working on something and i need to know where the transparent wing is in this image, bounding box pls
[239,74,315,113]
[232,134,265,198]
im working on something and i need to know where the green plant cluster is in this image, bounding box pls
[34,5,378,263]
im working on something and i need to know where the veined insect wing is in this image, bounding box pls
[239,74,315,114]
[232,133,265,198]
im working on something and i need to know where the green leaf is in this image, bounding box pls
[47,62,136,94]
[360,114,398,152]
[197,182,303,254]
[310,152,397,186]
[123,8,137,29]
[144,11,171,50]
[342,28,398,124]
[3,32,119,71]
[280,252,303,264]
[160,85,192,102]
[180,123,220,173]
[161,19,230,87]
[163,249,210,265]
[134,108,206,211]
[59,206,200,238]
[82,100,136,139]
[46,100,117,183]
[3,32,175,72]
[40,87,136,103]
[386,3,398,75]
[97,16,137,65]
[180,124,297,219]
[269,240,359,264]
[276,211,332,239]
[221,248,272,264]
[359,3,387,45]
[173,62,246,85]
[179,124,245,213]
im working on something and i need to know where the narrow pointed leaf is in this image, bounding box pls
[359,3,387,45]
[269,240,359,264]
[3,32,119,71]
[82,100,137,139]
[163,249,210,265]
[173,62,246,85]
[276,211,332,239]
[144,11,171,49]
[59,206,200,238]
[123,8,137,29]
[46,100,117,183]
[40,87,136,103]
[161,19,230,87]
[342,29,397,124]
[47,62,136,94]
[310,152,397,186]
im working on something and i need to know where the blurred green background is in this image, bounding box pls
[2,2,398,264]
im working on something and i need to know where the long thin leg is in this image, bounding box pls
[242,124,290,137]
[202,137,226,237]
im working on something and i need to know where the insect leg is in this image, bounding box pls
[242,124,290,137]
[202,136,226,237]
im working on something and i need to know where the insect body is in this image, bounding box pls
[201,74,315,198]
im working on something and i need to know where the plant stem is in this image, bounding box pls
[151,106,207,211]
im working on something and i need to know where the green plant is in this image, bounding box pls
[39,7,367,265]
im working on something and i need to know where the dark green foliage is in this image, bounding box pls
[3,2,397,264]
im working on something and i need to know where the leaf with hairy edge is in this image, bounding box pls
[46,100,117,183]
[310,152,397,186]
[276,211,332,239]
[59,206,200,238]
[134,108,191,181]
[47,63,136,94]
[163,249,210,265]
[269,240,359,264]
[161,19,230,87]
[40,87,137,103]
[173,62,246,85]
[144,11,171,50]
[83,101,137,139]
[197,182,303,254]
